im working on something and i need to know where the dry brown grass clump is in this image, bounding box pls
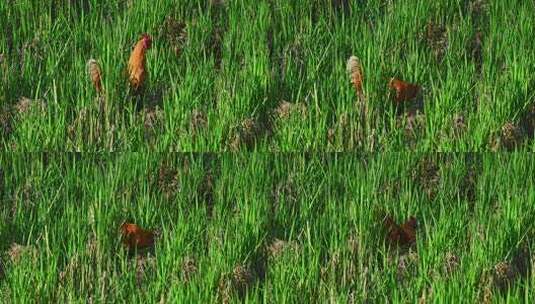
[180,256,198,282]
[500,122,523,148]
[271,175,298,216]
[218,264,255,303]
[399,111,426,147]
[396,251,419,282]
[479,245,533,302]
[67,102,110,148]
[7,243,37,264]
[469,0,489,22]
[492,261,517,290]
[319,246,361,290]
[443,251,461,275]
[19,36,45,72]
[0,106,13,139]
[411,158,441,200]
[458,158,479,206]
[266,239,289,258]
[232,265,255,294]
[14,97,46,116]
[157,163,180,199]
[266,238,299,259]
[59,253,81,284]
[327,112,348,145]
[423,21,448,61]
[142,106,164,139]
[190,109,208,136]
[452,113,467,136]
[273,100,307,121]
[228,117,266,151]
[470,31,484,74]
[159,16,187,57]
[489,121,524,151]
[142,107,163,129]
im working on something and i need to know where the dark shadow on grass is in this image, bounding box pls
[198,154,219,219]
[207,0,228,71]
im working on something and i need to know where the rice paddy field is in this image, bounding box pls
[1,0,534,151]
[1,1,535,303]
[0,153,534,303]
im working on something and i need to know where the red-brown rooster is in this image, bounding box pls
[388,78,421,105]
[128,34,152,92]
[383,215,418,247]
[120,222,155,250]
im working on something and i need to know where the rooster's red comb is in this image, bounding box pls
[140,33,152,49]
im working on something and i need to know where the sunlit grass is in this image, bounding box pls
[1,153,534,302]
[1,0,534,151]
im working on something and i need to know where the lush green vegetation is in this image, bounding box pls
[1,0,534,151]
[1,1,534,303]
[1,153,534,302]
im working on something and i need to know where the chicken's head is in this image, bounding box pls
[141,33,152,49]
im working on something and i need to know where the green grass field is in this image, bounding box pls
[1,153,534,302]
[1,0,535,151]
[0,153,535,303]
[1,1,535,303]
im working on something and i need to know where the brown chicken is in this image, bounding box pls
[346,55,364,101]
[120,222,155,250]
[383,215,417,247]
[346,55,368,133]
[388,78,421,104]
[87,59,103,94]
[128,34,152,92]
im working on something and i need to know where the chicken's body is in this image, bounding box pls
[383,215,417,247]
[120,222,155,249]
[128,34,152,92]
[346,55,367,134]
[388,78,421,104]
[346,56,364,99]
[87,59,102,94]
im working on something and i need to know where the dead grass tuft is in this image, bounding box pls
[228,117,265,151]
[7,243,37,264]
[273,100,307,121]
[159,16,187,57]
[452,113,467,136]
[135,255,156,287]
[14,97,45,116]
[490,121,523,151]
[181,256,198,282]
[218,264,255,303]
[443,251,460,275]
[190,109,208,135]
[411,157,441,200]
[157,163,180,199]
[423,21,448,61]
